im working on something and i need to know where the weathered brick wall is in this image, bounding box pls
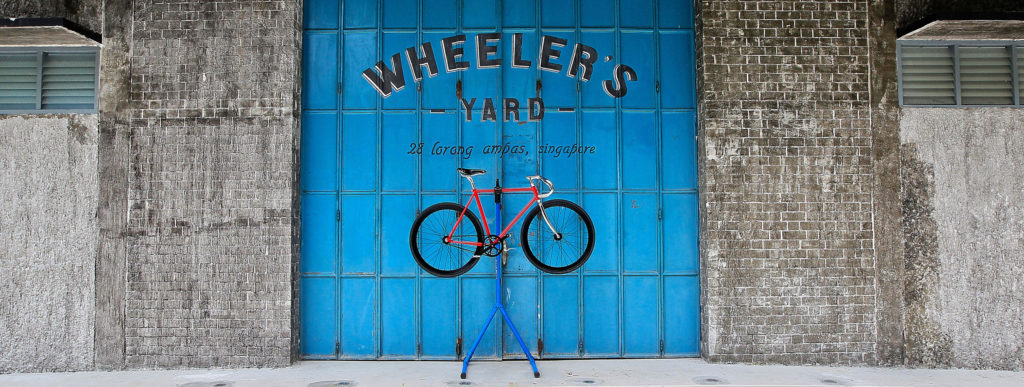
[699,0,877,365]
[124,0,298,368]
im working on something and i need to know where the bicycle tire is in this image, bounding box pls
[520,199,595,274]
[409,202,485,277]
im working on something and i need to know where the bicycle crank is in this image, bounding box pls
[483,235,503,257]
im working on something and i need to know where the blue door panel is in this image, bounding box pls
[621,111,657,189]
[581,111,617,190]
[580,0,615,27]
[341,113,378,190]
[421,277,458,358]
[664,275,700,355]
[303,32,339,110]
[463,0,499,29]
[503,1,536,28]
[541,0,575,28]
[620,33,656,108]
[580,32,616,108]
[381,112,417,191]
[583,275,619,356]
[663,193,699,273]
[660,0,695,29]
[503,276,539,356]
[542,276,580,357]
[341,277,377,357]
[539,31,576,108]
[620,0,655,28]
[383,0,417,29]
[420,33,459,110]
[300,276,338,356]
[623,275,658,355]
[422,0,457,29]
[381,194,417,275]
[661,111,697,189]
[301,112,339,191]
[381,32,417,110]
[623,193,659,273]
[659,31,696,109]
[344,0,377,29]
[342,31,378,109]
[541,112,579,190]
[421,113,459,191]
[301,194,339,274]
[341,195,377,274]
[301,0,699,360]
[305,0,339,29]
[381,278,416,357]
[582,193,618,273]
[501,31,537,99]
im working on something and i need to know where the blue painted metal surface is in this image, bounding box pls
[300,0,699,360]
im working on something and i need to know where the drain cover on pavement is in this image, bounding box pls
[692,376,728,385]
[179,382,234,387]
[819,374,853,385]
[309,381,357,387]
[567,377,604,385]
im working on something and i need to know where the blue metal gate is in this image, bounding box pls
[300,0,698,359]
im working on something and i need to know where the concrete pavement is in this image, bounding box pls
[2,359,1022,387]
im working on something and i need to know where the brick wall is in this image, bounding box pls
[124,0,298,368]
[699,0,877,365]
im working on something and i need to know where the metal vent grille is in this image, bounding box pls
[1018,46,1024,102]
[41,53,97,110]
[0,50,97,112]
[900,46,956,105]
[0,54,40,110]
[959,46,1014,105]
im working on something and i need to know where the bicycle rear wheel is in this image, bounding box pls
[520,199,595,274]
[409,202,485,277]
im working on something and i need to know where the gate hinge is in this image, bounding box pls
[538,338,544,354]
[416,342,422,356]
[659,339,664,354]
[456,337,463,358]
[336,210,341,221]
[657,208,663,221]
[335,341,340,355]
[578,340,584,354]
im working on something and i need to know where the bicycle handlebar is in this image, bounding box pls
[526,175,555,198]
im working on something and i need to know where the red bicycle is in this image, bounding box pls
[409,168,595,277]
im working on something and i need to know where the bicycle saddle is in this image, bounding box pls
[458,168,487,177]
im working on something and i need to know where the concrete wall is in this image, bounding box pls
[121,0,298,368]
[0,115,98,373]
[900,108,1024,371]
[2,0,103,34]
[699,0,877,365]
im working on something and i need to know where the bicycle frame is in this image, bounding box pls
[447,185,539,248]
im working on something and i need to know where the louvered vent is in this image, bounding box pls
[0,54,40,110]
[959,46,1013,105]
[900,46,956,105]
[1017,46,1024,102]
[41,53,96,110]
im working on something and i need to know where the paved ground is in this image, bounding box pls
[2,359,1022,387]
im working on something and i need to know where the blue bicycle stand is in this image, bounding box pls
[460,179,540,379]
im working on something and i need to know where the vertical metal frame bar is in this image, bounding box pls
[952,44,962,105]
[1011,44,1020,107]
[336,0,346,359]
[35,51,43,110]
[896,42,904,106]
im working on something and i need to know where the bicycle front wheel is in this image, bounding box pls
[409,202,485,277]
[521,199,595,274]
